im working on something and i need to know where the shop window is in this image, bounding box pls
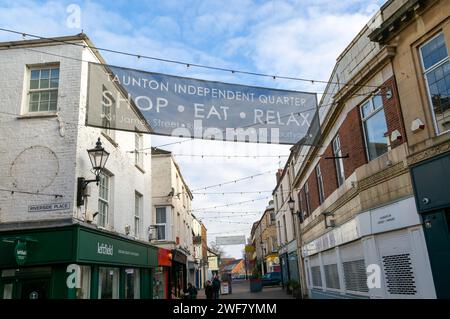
[124,268,140,299]
[324,264,340,290]
[27,65,59,113]
[311,266,322,287]
[333,135,345,186]
[75,266,91,299]
[361,94,389,161]
[420,33,450,134]
[98,267,119,299]
[153,267,167,299]
[2,283,13,299]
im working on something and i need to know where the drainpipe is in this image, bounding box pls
[293,212,308,298]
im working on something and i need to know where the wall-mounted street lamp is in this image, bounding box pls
[288,196,295,214]
[77,138,110,206]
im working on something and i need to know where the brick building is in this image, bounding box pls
[370,0,450,298]
[273,0,443,299]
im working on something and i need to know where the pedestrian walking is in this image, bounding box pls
[205,280,214,299]
[187,283,198,299]
[212,275,221,299]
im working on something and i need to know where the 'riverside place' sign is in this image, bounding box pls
[86,63,320,145]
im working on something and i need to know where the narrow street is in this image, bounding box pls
[197,280,293,299]
[1,0,450,305]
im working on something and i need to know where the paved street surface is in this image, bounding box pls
[197,280,294,299]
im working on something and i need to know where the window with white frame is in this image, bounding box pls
[28,66,59,113]
[333,135,345,186]
[361,93,388,161]
[101,86,115,138]
[316,164,325,204]
[420,33,450,134]
[277,220,282,245]
[282,214,288,243]
[134,192,143,237]
[156,207,168,240]
[135,133,143,168]
[98,172,110,228]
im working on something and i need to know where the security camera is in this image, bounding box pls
[422,197,430,205]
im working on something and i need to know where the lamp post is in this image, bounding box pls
[77,137,110,206]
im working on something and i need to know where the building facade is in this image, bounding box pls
[273,164,302,290]
[274,0,445,299]
[191,215,205,289]
[0,34,157,299]
[251,201,279,276]
[369,0,450,298]
[151,147,194,298]
[200,223,208,287]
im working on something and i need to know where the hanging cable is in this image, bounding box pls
[0,188,63,198]
[190,196,271,212]
[0,27,383,89]
[192,190,272,195]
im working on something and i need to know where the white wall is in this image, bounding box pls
[151,154,193,255]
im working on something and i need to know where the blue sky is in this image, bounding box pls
[0,0,386,258]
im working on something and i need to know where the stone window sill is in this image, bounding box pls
[17,112,58,119]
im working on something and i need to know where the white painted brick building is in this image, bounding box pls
[0,34,152,241]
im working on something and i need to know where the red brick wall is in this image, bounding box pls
[339,107,367,179]
[298,77,403,214]
[381,76,406,148]
[320,145,338,198]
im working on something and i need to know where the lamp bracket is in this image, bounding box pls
[77,175,100,207]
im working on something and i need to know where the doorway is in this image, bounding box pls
[20,278,50,299]
[422,208,450,298]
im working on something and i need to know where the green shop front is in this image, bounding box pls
[0,224,158,299]
[411,151,450,299]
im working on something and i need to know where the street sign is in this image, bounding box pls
[221,281,230,295]
[86,63,320,145]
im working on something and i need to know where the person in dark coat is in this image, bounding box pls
[205,281,214,299]
[212,275,221,299]
[187,283,198,299]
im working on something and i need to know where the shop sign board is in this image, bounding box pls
[86,63,320,145]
